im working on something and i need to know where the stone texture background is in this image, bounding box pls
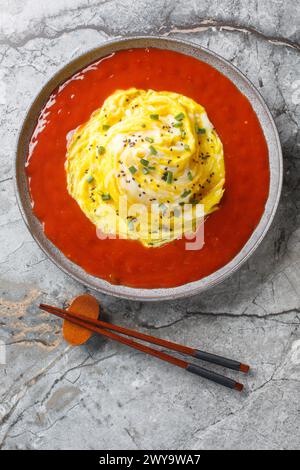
[0,0,299,450]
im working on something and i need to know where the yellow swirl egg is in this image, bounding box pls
[66,88,225,247]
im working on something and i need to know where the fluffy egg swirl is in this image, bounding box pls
[66,88,225,247]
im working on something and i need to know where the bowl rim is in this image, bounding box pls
[15,35,283,301]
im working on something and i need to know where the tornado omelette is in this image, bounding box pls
[66,88,225,247]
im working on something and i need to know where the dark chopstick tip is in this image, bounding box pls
[239,363,250,374]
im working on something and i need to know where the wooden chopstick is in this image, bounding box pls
[40,304,244,391]
[40,303,249,373]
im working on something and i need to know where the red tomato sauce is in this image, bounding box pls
[26,48,269,288]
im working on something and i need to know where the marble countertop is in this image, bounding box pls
[0,0,299,450]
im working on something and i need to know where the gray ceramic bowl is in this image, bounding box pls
[15,36,282,301]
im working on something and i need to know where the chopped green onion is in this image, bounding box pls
[129,166,137,174]
[187,171,193,181]
[148,166,156,170]
[101,193,111,201]
[102,124,110,131]
[87,175,94,183]
[195,126,206,134]
[190,198,199,205]
[150,114,159,120]
[181,130,186,139]
[166,171,173,184]
[98,145,106,155]
[173,122,183,128]
[184,144,190,151]
[181,189,191,198]
[140,158,149,166]
[175,112,185,121]
[145,136,154,143]
[142,167,150,175]
[149,145,157,155]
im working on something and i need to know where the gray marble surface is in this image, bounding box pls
[0,0,299,450]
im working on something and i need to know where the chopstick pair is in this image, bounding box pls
[39,303,249,391]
